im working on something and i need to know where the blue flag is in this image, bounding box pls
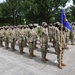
[61,9,72,32]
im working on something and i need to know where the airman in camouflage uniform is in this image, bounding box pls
[52,23,58,47]
[0,27,4,47]
[8,26,17,52]
[18,26,25,55]
[40,22,49,63]
[28,24,36,58]
[4,26,10,49]
[70,22,75,45]
[54,24,66,69]
[63,28,69,49]
[33,24,38,49]
[22,25,28,47]
[48,23,53,42]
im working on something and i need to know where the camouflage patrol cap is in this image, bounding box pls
[54,22,60,27]
[49,23,53,26]
[33,23,38,26]
[29,24,33,26]
[10,26,14,29]
[23,25,26,28]
[56,22,60,25]
[41,22,47,26]
[33,23,38,28]
[74,22,75,25]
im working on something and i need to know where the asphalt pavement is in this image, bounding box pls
[0,41,75,75]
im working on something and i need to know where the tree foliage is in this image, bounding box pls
[0,0,73,26]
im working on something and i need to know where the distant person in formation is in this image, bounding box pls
[0,27,4,47]
[28,24,36,59]
[33,24,38,49]
[63,28,69,49]
[22,25,28,47]
[70,22,75,45]
[40,22,49,63]
[54,24,66,69]
[48,23,53,42]
[4,26,9,49]
[18,26,25,55]
[9,26,17,52]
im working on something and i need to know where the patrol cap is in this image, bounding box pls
[23,25,26,28]
[49,23,53,26]
[29,24,33,26]
[33,23,38,26]
[41,22,47,26]
[54,22,60,27]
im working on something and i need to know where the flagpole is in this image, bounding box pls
[60,23,63,59]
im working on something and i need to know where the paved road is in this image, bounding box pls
[0,42,75,75]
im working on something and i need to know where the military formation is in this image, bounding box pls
[0,22,75,69]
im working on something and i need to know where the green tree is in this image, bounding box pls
[0,0,68,25]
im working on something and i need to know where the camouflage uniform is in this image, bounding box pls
[18,26,24,54]
[0,28,3,47]
[4,27,9,49]
[54,25,66,69]
[9,27,16,51]
[52,25,57,48]
[63,28,69,49]
[28,24,36,58]
[48,23,53,42]
[71,23,75,45]
[33,24,38,49]
[22,26,28,47]
[40,22,49,63]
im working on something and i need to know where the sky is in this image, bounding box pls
[64,0,74,9]
[0,0,5,3]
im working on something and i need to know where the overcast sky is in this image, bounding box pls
[65,0,74,9]
[0,0,5,3]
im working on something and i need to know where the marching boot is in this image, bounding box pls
[42,58,46,63]
[64,46,69,49]
[20,50,25,55]
[29,54,33,59]
[11,43,15,52]
[45,58,49,61]
[61,61,66,66]
[54,52,57,55]
[32,54,36,57]
[58,62,62,69]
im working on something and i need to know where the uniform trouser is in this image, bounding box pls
[55,44,64,64]
[11,39,16,51]
[24,37,27,47]
[34,41,37,49]
[71,34,74,45]
[53,38,55,47]
[29,42,34,55]
[65,36,69,46]
[0,37,3,47]
[49,35,53,42]
[41,45,47,59]
[5,38,9,49]
[19,40,24,53]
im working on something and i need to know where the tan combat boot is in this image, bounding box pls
[42,58,46,63]
[29,54,33,59]
[61,61,66,66]
[45,58,49,61]
[58,62,62,69]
